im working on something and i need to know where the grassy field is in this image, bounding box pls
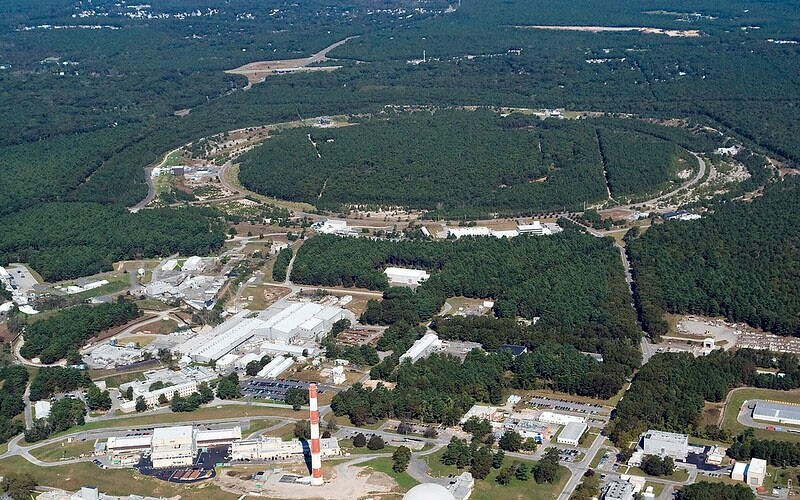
[30,438,97,462]
[162,149,183,167]
[721,387,800,442]
[49,404,302,439]
[471,465,570,500]
[338,438,398,455]
[93,369,149,388]
[359,457,419,492]
[623,465,690,482]
[0,456,238,500]
[132,318,182,335]
[242,418,279,438]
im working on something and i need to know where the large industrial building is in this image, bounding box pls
[106,425,242,467]
[230,436,340,461]
[399,333,443,363]
[151,426,195,468]
[556,422,588,446]
[538,412,586,426]
[641,429,689,461]
[752,400,800,426]
[175,303,354,363]
[384,267,430,287]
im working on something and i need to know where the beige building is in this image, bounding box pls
[151,426,196,468]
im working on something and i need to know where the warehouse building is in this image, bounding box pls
[151,426,196,468]
[195,427,242,448]
[230,436,339,461]
[34,400,51,420]
[556,422,588,446]
[400,333,443,363]
[384,267,430,287]
[256,302,354,343]
[641,430,689,461]
[177,312,262,363]
[604,480,634,500]
[752,400,800,426]
[538,412,586,426]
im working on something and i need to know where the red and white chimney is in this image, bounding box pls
[309,383,323,485]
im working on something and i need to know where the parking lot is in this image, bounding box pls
[241,378,337,401]
[528,396,611,417]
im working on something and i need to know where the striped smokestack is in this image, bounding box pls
[309,383,323,485]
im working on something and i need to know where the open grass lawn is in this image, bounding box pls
[339,438,398,455]
[359,457,419,492]
[721,387,800,442]
[242,418,278,438]
[30,438,97,462]
[134,299,174,311]
[50,404,302,439]
[423,448,458,478]
[0,456,237,500]
[94,369,149,388]
[471,466,569,500]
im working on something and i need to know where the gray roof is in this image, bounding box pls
[753,400,800,423]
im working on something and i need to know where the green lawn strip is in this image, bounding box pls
[30,438,97,462]
[625,465,689,482]
[590,448,611,468]
[359,457,419,492]
[242,418,279,438]
[0,456,237,500]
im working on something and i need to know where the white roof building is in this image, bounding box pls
[747,458,767,487]
[400,333,442,363]
[731,461,747,481]
[539,412,586,426]
[34,400,51,420]
[557,422,588,446]
[517,221,551,235]
[447,226,493,239]
[230,436,339,461]
[151,425,195,468]
[384,267,430,286]
[182,256,205,272]
[641,429,689,461]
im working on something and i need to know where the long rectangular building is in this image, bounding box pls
[641,429,688,461]
[752,400,800,426]
[231,436,339,461]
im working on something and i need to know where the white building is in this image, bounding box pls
[746,458,767,487]
[34,400,51,420]
[315,220,354,236]
[384,267,430,286]
[556,422,588,446]
[256,302,355,343]
[257,355,294,379]
[119,367,214,408]
[460,405,503,424]
[448,471,474,500]
[107,435,152,457]
[400,333,442,363]
[230,436,339,461]
[177,313,262,363]
[517,221,551,236]
[215,353,240,373]
[604,480,634,500]
[331,365,346,385]
[641,429,689,461]
[235,352,264,371]
[195,426,241,448]
[182,256,205,272]
[752,400,800,426]
[539,412,586,426]
[151,426,196,468]
[731,461,747,481]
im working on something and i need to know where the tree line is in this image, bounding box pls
[21,298,142,364]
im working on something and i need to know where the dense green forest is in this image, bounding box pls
[0,204,226,281]
[676,482,755,500]
[28,367,93,402]
[292,232,639,336]
[608,349,800,449]
[239,110,708,215]
[21,299,141,364]
[0,365,28,443]
[628,177,800,337]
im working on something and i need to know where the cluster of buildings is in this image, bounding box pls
[173,299,355,365]
[731,457,767,487]
[663,210,701,222]
[107,425,242,467]
[312,219,358,236]
[230,435,339,461]
[460,405,588,446]
[0,264,40,315]
[145,256,223,310]
[446,220,561,239]
[118,367,216,410]
[150,165,185,178]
